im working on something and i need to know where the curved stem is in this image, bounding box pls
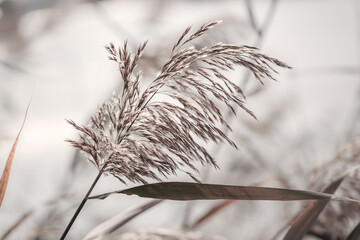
[60,169,103,240]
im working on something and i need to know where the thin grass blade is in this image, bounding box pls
[0,100,30,207]
[283,177,344,240]
[187,177,277,230]
[89,182,358,202]
[83,199,162,240]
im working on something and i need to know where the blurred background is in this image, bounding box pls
[0,0,359,239]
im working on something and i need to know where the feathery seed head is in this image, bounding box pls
[67,21,290,184]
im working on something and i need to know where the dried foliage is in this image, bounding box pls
[66,21,290,184]
[90,182,355,202]
[309,137,360,239]
[284,177,344,240]
[0,99,30,207]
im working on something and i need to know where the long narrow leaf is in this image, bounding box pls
[187,177,278,230]
[0,101,30,207]
[283,177,344,240]
[83,199,162,240]
[346,222,360,240]
[89,182,358,202]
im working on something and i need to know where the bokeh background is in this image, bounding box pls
[0,0,359,239]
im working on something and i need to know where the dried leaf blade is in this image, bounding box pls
[89,182,356,202]
[0,100,30,207]
[283,177,344,240]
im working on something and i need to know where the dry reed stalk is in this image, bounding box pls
[61,21,289,239]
